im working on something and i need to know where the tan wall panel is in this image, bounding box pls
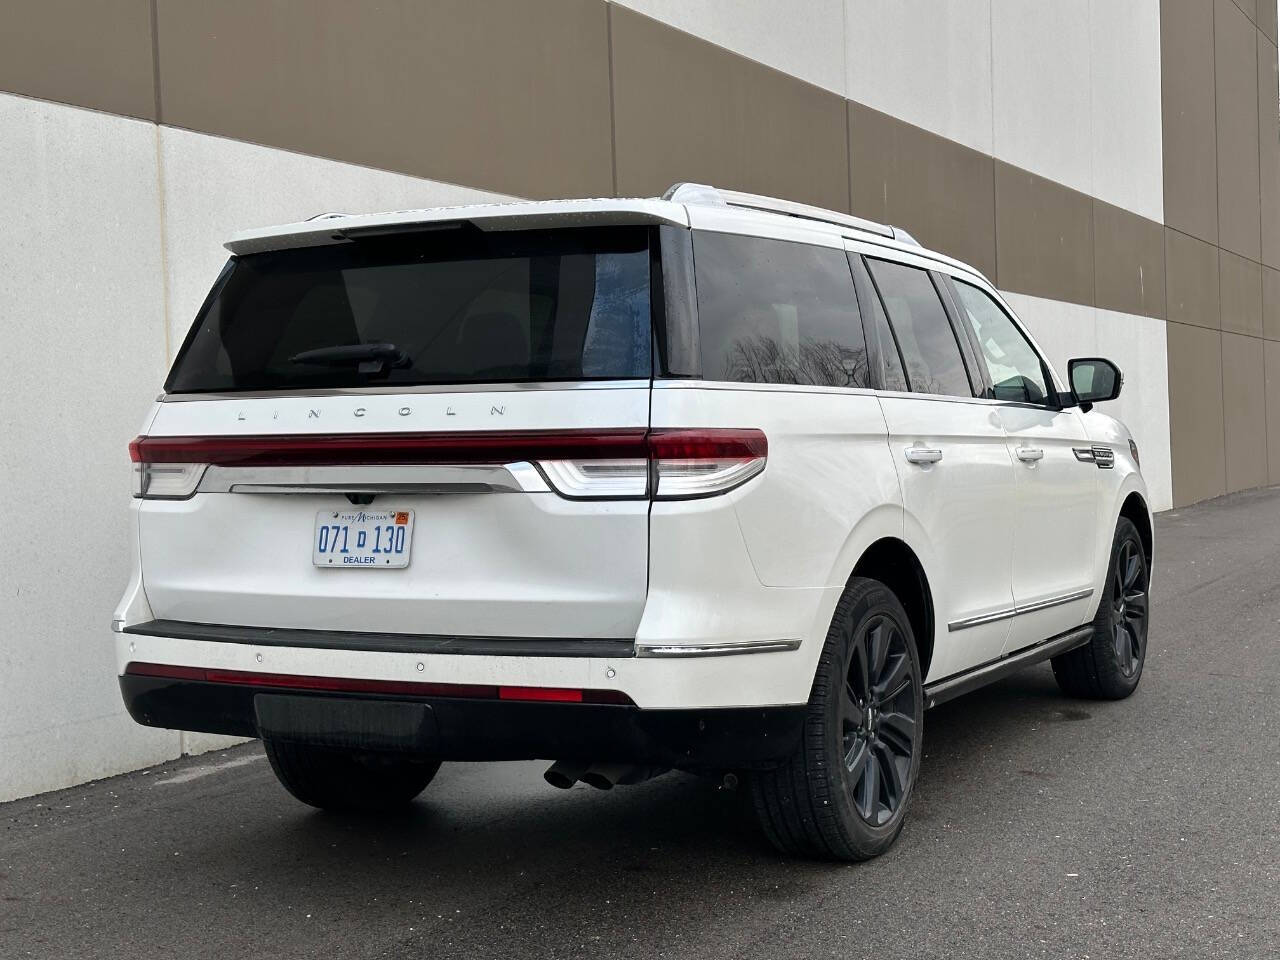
[994,162,1094,307]
[155,0,613,199]
[1267,340,1280,482]
[1259,35,1280,268]
[1221,332,1269,491]
[1166,228,1222,329]
[610,6,849,211]
[1234,0,1258,24]
[1167,322,1227,505]
[1093,201,1166,319]
[1161,0,1220,244]
[848,103,996,280]
[1265,265,1280,339]
[1260,0,1278,42]
[1219,249,1264,336]
[0,0,155,120]
[1214,0,1262,261]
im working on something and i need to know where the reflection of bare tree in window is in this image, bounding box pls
[723,335,870,388]
[905,363,944,396]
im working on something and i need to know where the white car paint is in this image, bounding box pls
[114,189,1152,716]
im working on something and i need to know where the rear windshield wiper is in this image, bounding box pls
[288,343,409,372]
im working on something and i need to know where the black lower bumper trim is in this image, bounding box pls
[119,675,805,769]
[123,619,636,658]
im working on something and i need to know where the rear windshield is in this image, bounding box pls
[165,226,653,393]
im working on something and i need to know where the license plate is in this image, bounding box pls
[313,509,414,568]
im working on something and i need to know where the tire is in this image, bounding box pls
[263,739,441,812]
[1051,516,1150,700]
[751,577,924,861]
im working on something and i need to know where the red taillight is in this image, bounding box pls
[127,427,767,500]
[128,430,649,467]
[124,662,633,705]
[648,429,768,461]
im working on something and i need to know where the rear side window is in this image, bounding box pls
[165,226,652,393]
[866,258,973,398]
[692,231,870,388]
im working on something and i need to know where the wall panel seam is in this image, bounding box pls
[149,0,162,122]
[606,2,618,197]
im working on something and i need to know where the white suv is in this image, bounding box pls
[114,183,1152,861]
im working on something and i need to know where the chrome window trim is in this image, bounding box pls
[158,379,652,403]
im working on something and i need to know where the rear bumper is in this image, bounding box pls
[119,673,805,769]
[115,624,824,710]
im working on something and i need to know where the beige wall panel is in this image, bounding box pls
[994,161,1094,307]
[1166,228,1223,329]
[1094,200,1166,319]
[1221,331,1270,492]
[1260,0,1278,42]
[1258,35,1280,268]
[1214,0,1262,261]
[1265,265,1280,339]
[849,102,997,279]
[1267,340,1280,482]
[1219,249,1265,337]
[1167,322,1228,506]
[155,0,612,199]
[0,0,155,119]
[1161,0,1220,244]
[611,7,849,210]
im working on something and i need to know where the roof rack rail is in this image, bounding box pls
[662,182,919,246]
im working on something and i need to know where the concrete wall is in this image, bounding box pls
[0,97,505,801]
[1,0,1276,800]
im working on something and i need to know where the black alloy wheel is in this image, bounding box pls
[1110,537,1148,678]
[1052,516,1150,700]
[752,577,924,860]
[840,615,918,826]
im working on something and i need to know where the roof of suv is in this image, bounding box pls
[223,183,985,284]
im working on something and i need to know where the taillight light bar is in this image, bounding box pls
[124,662,634,705]
[128,428,767,500]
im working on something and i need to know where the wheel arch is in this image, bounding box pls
[851,537,935,680]
[1119,490,1154,566]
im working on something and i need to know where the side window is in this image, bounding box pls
[692,231,870,388]
[952,280,1050,404]
[849,254,908,391]
[866,258,973,398]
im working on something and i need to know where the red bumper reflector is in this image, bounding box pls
[124,662,633,705]
[498,685,582,702]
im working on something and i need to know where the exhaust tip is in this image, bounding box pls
[543,760,587,790]
[579,771,615,791]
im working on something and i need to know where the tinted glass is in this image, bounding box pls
[866,259,972,397]
[692,231,869,388]
[166,227,652,393]
[953,280,1050,404]
[850,255,908,392]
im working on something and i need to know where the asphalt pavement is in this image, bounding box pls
[3,487,1278,959]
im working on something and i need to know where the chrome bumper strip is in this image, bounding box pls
[635,638,802,658]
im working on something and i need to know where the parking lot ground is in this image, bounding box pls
[3,487,1279,959]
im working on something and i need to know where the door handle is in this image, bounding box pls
[1016,446,1045,463]
[904,446,943,465]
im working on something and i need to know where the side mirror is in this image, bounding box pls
[1067,357,1122,410]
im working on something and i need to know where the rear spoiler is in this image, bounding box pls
[225,199,691,256]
